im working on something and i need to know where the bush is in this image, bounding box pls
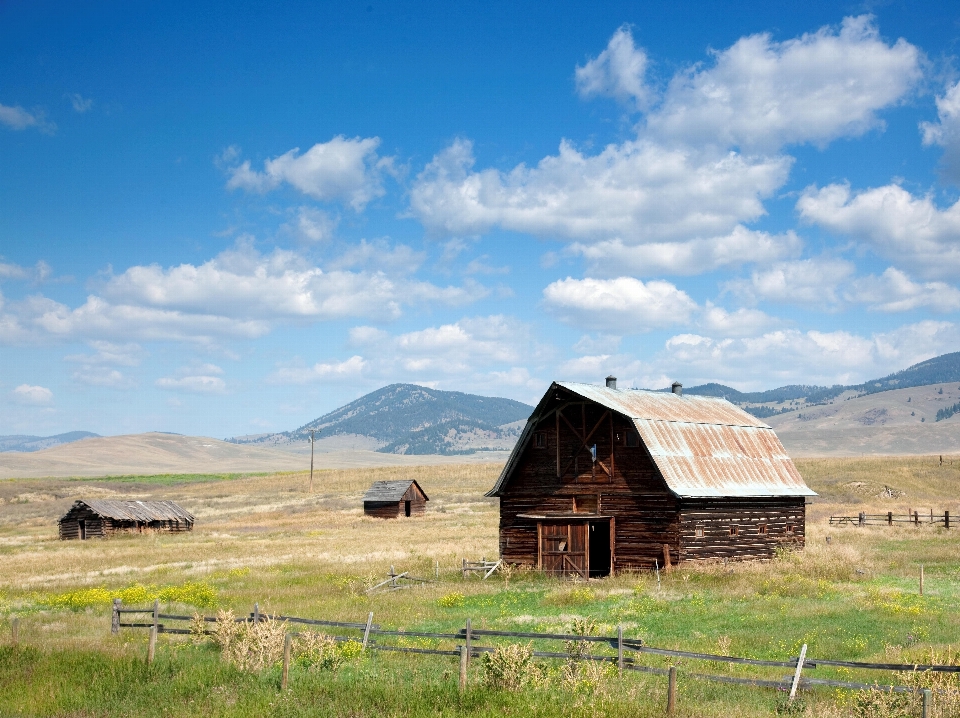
[851,687,914,718]
[211,609,286,673]
[437,592,465,608]
[294,632,342,671]
[481,643,542,690]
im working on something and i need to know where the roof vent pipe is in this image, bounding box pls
[672,381,683,396]
[605,375,617,389]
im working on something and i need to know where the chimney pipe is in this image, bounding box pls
[671,381,682,396]
[605,375,617,389]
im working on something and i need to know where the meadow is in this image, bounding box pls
[1,457,960,717]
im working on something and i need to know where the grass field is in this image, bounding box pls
[1,457,959,717]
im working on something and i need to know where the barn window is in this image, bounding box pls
[625,430,640,447]
[758,524,768,535]
[694,526,704,538]
[574,495,598,513]
[534,432,546,448]
[729,525,739,536]
[785,524,795,534]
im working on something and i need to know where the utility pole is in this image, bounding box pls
[309,430,315,493]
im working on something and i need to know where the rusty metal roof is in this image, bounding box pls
[362,479,429,502]
[488,382,815,498]
[61,499,195,523]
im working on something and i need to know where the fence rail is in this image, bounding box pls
[110,600,959,699]
[830,510,950,528]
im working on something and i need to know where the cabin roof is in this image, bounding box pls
[61,499,195,523]
[487,382,815,499]
[362,479,429,502]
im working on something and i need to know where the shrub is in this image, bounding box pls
[221,617,287,673]
[481,643,541,690]
[851,687,914,718]
[437,592,465,608]
[295,632,343,671]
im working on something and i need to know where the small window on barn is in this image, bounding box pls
[574,495,598,513]
[694,526,704,538]
[758,524,768,535]
[534,432,546,448]
[729,525,739,536]
[625,430,640,447]
[786,524,795,534]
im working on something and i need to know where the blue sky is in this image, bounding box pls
[3,0,960,438]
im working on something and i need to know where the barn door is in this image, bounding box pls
[539,523,588,577]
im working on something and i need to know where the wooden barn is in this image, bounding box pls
[58,499,194,540]
[363,480,429,518]
[486,378,815,576]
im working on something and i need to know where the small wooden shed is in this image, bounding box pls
[58,499,195,540]
[362,480,429,518]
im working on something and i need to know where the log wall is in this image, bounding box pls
[679,498,806,561]
[58,506,193,540]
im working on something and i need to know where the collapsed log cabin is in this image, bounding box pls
[362,480,429,518]
[58,499,194,540]
[486,377,815,576]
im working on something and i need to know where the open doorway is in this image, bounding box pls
[404,500,411,517]
[78,520,86,540]
[588,521,610,577]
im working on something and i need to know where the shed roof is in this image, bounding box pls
[61,499,195,523]
[488,382,815,499]
[362,479,429,502]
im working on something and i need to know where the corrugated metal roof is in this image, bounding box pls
[362,479,429,502]
[63,499,195,522]
[487,382,815,498]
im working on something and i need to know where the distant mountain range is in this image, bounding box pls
[0,431,100,453]
[228,384,533,455]
[674,351,960,419]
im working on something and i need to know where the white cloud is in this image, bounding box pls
[647,16,921,152]
[68,94,93,113]
[225,136,390,211]
[699,302,779,337]
[269,355,366,384]
[797,183,960,279]
[569,226,801,276]
[155,375,226,394]
[575,25,652,110]
[72,367,136,389]
[410,138,789,242]
[64,341,144,366]
[920,79,960,182]
[0,262,29,279]
[725,257,855,307]
[327,239,425,275]
[284,206,338,243]
[0,103,55,133]
[847,267,960,312]
[11,384,53,404]
[542,276,697,331]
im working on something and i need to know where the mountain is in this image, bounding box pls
[671,351,960,419]
[229,384,533,455]
[0,431,99,453]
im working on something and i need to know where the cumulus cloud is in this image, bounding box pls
[647,16,921,152]
[283,207,338,243]
[698,302,779,337]
[64,341,144,366]
[0,103,56,133]
[542,276,697,331]
[569,226,801,276]
[797,183,960,279]
[225,136,391,211]
[661,320,960,389]
[327,239,426,275]
[847,268,960,312]
[269,355,366,384]
[156,364,226,394]
[11,384,53,404]
[724,257,856,307]
[920,80,960,183]
[410,138,789,242]
[72,367,136,389]
[67,94,93,113]
[575,25,652,110]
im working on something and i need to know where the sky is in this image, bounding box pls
[3,0,960,438]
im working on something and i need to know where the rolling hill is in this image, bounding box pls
[0,431,100,453]
[229,384,533,455]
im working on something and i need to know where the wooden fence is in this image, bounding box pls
[111,600,955,704]
[830,510,950,528]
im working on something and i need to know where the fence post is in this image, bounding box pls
[459,645,467,691]
[946,510,950,530]
[888,512,893,526]
[152,599,159,631]
[666,665,677,714]
[147,625,157,664]
[253,603,260,624]
[11,617,19,646]
[281,633,292,690]
[462,557,466,578]
[915,511,920,527]
[923,688,932,718]
[858,511,865,527]
[617,624,623,675]
[465,618,472,668]
[789,643,807,701]
[362,612,374,650]
[112,598,121,634]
